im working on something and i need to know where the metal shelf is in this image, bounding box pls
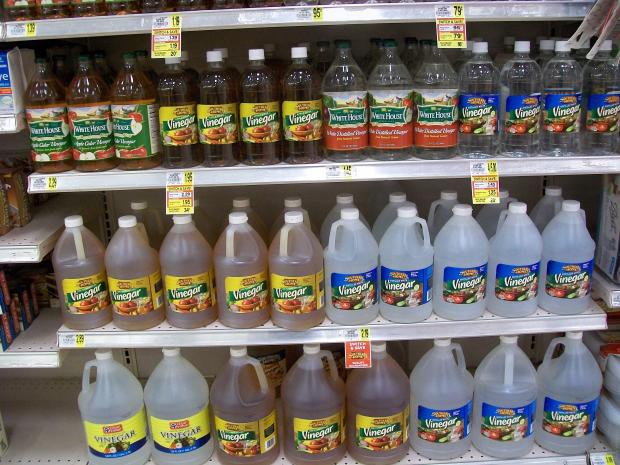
[593,270,620,309]
[3,2,594,41]
[28,155,620,193]
[57,303,607,348]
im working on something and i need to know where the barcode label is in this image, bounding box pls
[167,171,182,185]
[264,436,276,451]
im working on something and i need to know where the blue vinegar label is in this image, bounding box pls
[458,94,499,136]
[495,263,540,301]
[417,402,472,443]
[542,397,598,437]
[331,269,377,310]
[543,92,582,133]
[443,265,487,304]
[480,401,535,441]
[545,259,593,299]
[586,92,620,133]
[504,94,541,135]
[380,265,432,308]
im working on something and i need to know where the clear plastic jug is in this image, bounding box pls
[282,344,346,465]
[472,336,537,458]
[487,202,543,318]
[346,341,410,465]
[160,215,217,328]
[410,338,474,460]
[214,212,270,328]
[269,211,324,330]
[211,347,279,465]
[538,200,594,315]
[193,198,220,246]
[530,186,563,233]
[320,193,369,247]
[428,191,458,243]
[105,215,165,330]
[227,197,268,242]
[270,198,313,241]
[433,204,489,321]
[371,192,417,242]
[79,350,150,465]
[475,190,517,239]
[535,332,602,454]
[53,215,112,330]
[144,348,214,465]
[379,206,433,323]
[324,208,379,325]
[130,200,169,250]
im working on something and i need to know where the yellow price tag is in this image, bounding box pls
[75,333,85,347]
[46,176,58,191]
[166,171,194,215]
[590,452,617,465]
[435,3,467,49]
[25,22,36,37]
[359,327,370,340]
[326,164,355,179]
[151,14,182,59]
[312,7,323,21]
[470,160,500,205]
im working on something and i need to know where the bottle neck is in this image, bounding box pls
[596,50,611,59]
[35,63,49,78]
[383,46,398,60]
[249,59,265,66]
[208,60,225,70]
[555,51,571,59]
[167,62,182,71]
[514,52,530,60]
[472,52,489,61]
[292,57,307,65]
[336,47,353,61]
[77,61,92,74]
[122,59,137,72]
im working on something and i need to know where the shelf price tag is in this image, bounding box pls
[590,452,616,465]
[59,333,86,348]
[296,6,323,21]
[7,22,37,38]
[435,4,467,49]
[470,160,499,205]
[151,14,182,59]
[326,164,356,180]
[28,175,57,193]
[166,171,194,215]
[343,327,371,369]
[312,7,323,21]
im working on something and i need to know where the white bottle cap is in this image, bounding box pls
[499,189,509,199]
[435,338,451,347]
[207,50,223,63]
[230,346,247,357]
[341,208,359,220]
[291,46,307,59]
[390,192,407,203]
[95,349,113,360]
[229,212,248,224]
[441,190,458,201]
[397,206,418,218]
[514,41,530,53]
[540,39,555,51]
[504,36,515,45]
[214,48,229,59]
[500,335,518,344]
[601,40,612,52]
[118,215,137,228]
[566,331,583,340]
[131,201,148,210]
[304,344,320,354]
[285,197,302,208]
[336,193,354,205]
[562,200,580,212]
[64,215,83,228]
[163,347,180,357]
[285,211,304,224]
[453,204,473,216]
[371,341,386,352]
[509,202,527,214]
[545,186,562,196]
[165,57,182,64]
[173,215,192,225]
[249,49,265,61]
[233,197,250,208]
[472,42,488,54]
[264,43,276,53]
[555,40,571,53]
[181,50,189,61]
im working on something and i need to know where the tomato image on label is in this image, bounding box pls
[356,408,409,451]
[331,269,377,310]
[240,102,280,143]
[197,103,238,145]
[545,260,592,299]
[83,408,148,459]
[225,271,269,313]
[26,106,72,163]
[417,403,471,443]
[443,265,487,304]
[283,100,322,142]
[369,90,413,149]
[214,411,277,456]
[380,266,432,308]
[150,409,211,454]
[480,402,535,442]
[159,105,198,147]
[322,91,368,151]
[68,103,115,161]
[542,397,598,437]
[495,263,539,301]
[63,272,110,314]
[294,411,344,454]
[165,272,213,313]
[586,92,620,133]
[543,93,581,133]
[271,272,323,314]
[504,94,541,135]
[108,271,163,316]
[112,103,160,158]
[458,94,499,135]
[413,89,458,148]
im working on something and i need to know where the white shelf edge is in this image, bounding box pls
[593,270,620,309]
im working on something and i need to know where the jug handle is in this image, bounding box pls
[496,209,509,235]
[328,220,344,253]
[226,227,235,258]
[412,217,431,249]
[542,338,565,366]
[450,343,466,370]
[427,200,440,231]
[82,360,97,393]
[245,355,270,394]
[319,350,340,383]
[279,224,293,257]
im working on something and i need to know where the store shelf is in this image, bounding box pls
[3,1,594,41]
[593,270,620,309]
[57,303,607,348]
[0,377,612,465]
[28,155,620,193]
[0,311,63,368]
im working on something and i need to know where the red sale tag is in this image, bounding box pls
[343,327,371,369]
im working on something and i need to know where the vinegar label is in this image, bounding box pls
[542,397,598,436]
[494,263,539,301]
[67,103,115,161]
[480,401,535,441]
[586,92,620,133]
[417,402,471,443]
[369,89,413,149]
[543,92,581,133]
[458,93,499,135]
[413,88,458,148]
[294,410,344,454]
[108,271,163,316]
[197,102,238,145]
[282,99,322,142]
[111,102,160,158]
[503,94,541,135]
[545,259,593,299]
[355,407,409,451]
[83,408,148,458]
[150,408,211,454]
[271,271,324,314]
[380,265,432,308]
[330,269,377,311]
[239,101,280,143]
[214,411,277,456]
[322,91,368,151]
[164,271,215,313]
[224,270,269,313]
[442,264,487,304]
[26,106,72,163]
[159,104,198,147]
[62,271,109,314]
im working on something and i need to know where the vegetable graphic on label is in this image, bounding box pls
[480,402,535,442]
[443,265,487,304]
[417,403,471,443]
[586,92,620,133]
[150,409,211,454]
[159,105,198,146]
[83,408,148,459]
[68,103,115,161]
[108,271,163,316]
[369,90,413,149]
[239,102,280,143]
[165,272,213,313]
[26,106,72,162]
[380,266,432,307]
[197,103,238,145]
[331,269,377,310]
[543,93,581,133]
[63,272,110,314]
[322,91,368,151]
[214,411,277,456]
[356,408,409,451]
[271,272,323,314]
[458,94,499,135]
[225,271,269,313]
[495,263,539,301]
[413,89,458,148]
[294,411,344,454]
[504,94,541,135]
[542,398,598,437]
[283,100,322,142]
[111,103,160,159]
[545,260,592,299]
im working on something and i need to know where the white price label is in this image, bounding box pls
[29,175,58,192]
[590,452,616,465]
[59,333,86,347]
[7,22,36,38]
[326,164,356,180]
[166,171,194,215]
[151,14,182,59]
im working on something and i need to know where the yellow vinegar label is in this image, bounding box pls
[62,271,110,315]
[108,271,163,316]
[83,408,148,459]
[239,102,280,143]
[294,410,344,454]
[355,407,409,451]
[165,270,215,313]
[282,99,322,142]
[225,270,269,313]
[214,410,277,456]
[150,408,211,454]
[271,270,324,314]
[159,104,198,147]
[197,103,238,145]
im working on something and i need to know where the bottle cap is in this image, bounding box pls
[508,202,527,214]
[248,49,265,61]
[453,204,473,216]
[162,347,180,357]
[440,190,458,201]
[371,341,386,352]
[540,39,555,51]
[383,39,397,48]
[78,54,91,63]
[555,40,571,53]
[285,211,304,224]
[500,335,518,344]
[35,57,47,64]
[304,344,320,354]
[230,346,247,357]
[64,215,83,228]
[263,43,276,53]
[229,212,248,224]
[336,193,354,205]
[206,50,223,63]
[390,192,406,203]
[566,331,582,340]
[165,57,182,64]
[285,197,302,208]
[335,40,351,49]
[562,200,580,212]
[118,215,137,228]
[291,46,307,59]
[95,350,113,360]
[472,42,488,54]
[514,41,530,53]
[504,36,515,45]
[341,208,359,220]
[173,215,192,225]
[601,40,612,52]
[233,197,250,208]
[434,338,451,347]
[214,47,229,59]
[499,189,509,199]
[397,206,418,218]
[545,186,562,196]
[131,201,148,210]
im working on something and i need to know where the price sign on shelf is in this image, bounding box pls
[7,22,36,38]
[59,333,86,348]
[326,164,356,180]
[470,160,499,205]
[435,4,467,49]
[590,452,616,465]
[343,327,371,369]
[151,14,182,59]
[166,171,194,215]
[28,175,57,193]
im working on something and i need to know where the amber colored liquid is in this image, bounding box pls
[38,0,71,18]
[211,0,243,8]
[176,0,206,10]
[141,0,173,12]
[52,57,73,88]
[72,0,105,16]
[105,0,139,14]
[4,1,36,20]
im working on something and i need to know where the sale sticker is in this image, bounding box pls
[470,160,499,204]
[166,171,194,215]
[343,327,371,369]
[151,14,182,59]
[435,4,467,49]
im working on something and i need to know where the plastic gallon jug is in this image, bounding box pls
[320,194,369,247]
[193,198,219,246]
[214,212,269,328]
[282,344,346,465]
[371,192,416,242]
[144,348,213,465]
[530,186,563,232]
[410,338,473,460]
[53,215,112,330]
[346,341,409,465]
[596,394,620,451]
[604,356,620,405]
[472,336,537,458]
[105,215,165,330]
[229,197,268,242]
[211,347,279,465]
[269,211,325,330]
[79,350,150,465]
[538,200,595,315]
[487,202,543,318]
[131,200,169,250]
[475,190,516,239]
[433,204,489,321]
[270,197,313,241]
[325,208,379,325]
[428,191,458,242]
[160,215,217,328]
[535,331,602,454]
[379,206,433,323]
